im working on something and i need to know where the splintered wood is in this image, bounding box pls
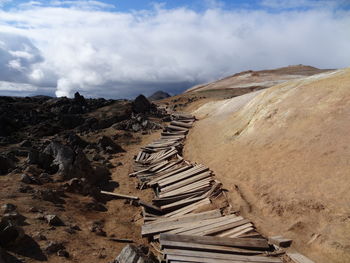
[131,112,285,263]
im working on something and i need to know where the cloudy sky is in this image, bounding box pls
[0,0,349,98]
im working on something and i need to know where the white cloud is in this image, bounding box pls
[0,1,349,98]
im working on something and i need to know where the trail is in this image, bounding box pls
[116,111,316,263]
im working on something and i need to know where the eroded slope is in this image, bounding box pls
[184,68,350,263]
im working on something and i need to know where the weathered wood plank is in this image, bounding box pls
[287,252,315,263]
[159,234,269,249]
[268,236,293,248]
[166,254,281,263]
[142,210,222,236]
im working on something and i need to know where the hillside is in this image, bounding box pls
[183,68,350,263]
[186,65,333,93]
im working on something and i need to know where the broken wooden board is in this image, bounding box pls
[159,234,270,250]
[268,236,292,248]
[287,252,315,263]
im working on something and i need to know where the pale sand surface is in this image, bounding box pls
[184,68,350,263]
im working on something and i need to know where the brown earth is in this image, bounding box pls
[183,68,350,263]
[0,130,161,263]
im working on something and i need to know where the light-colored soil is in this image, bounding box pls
[186,65,333,93]
[183,68,350,263]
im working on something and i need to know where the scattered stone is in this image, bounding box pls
[1,203,16,214]
[44,215,64,226]
[90,221,106,236]
[33,232,47,241]
[44,241,65,254]
[19,140,32,148]
[38,173,53,183]
[57,249,69,258]
[0,155,15,175]
[84,202,107,212]
[0,216,25,247]
[114,244,157,263]
[97,136,125,154]
[20,174,40,184]
[18,185,34,193]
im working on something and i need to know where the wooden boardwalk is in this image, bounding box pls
[128,112,287,263]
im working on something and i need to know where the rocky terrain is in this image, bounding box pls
[183,68,350,263]
[0,93,168,263]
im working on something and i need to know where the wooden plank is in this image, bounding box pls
[166,254,281,263]
[287,252,315,263]
[153,190,207,206]
[217,223,254,237]
[171,121,193,128]
[160,184,211,198]
[148,165,193,186]
[162,242,264,255]
[160,171,212,193]
[100,191,139,200]
[167,125,189,132]
[268,236,292,248]
[138,200,163,215]
[162,198,211,217]
[145,209,221,226]
[158,166,209,187]
[182,218,250,236]
[160,195,206,211]
[229,227,255,238]
[168,215,242,235]
[159,234,269,249]
[142,210,222,236]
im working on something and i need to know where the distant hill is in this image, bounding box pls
[186,65,333,93]
[148,90,171,101]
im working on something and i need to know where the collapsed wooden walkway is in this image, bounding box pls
[129,112,286,263]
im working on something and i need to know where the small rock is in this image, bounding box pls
[90,221,106,236]
[33,232,47,241]
[20,174,33,184]
[2,203,16,213]
[38,173,53,183]
[57,249,69,258]
[44,241,65,254]
[18,185,34,193]
[85,202,107,212]
[44,215,64,226]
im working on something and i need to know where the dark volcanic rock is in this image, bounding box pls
[97,136,125,154]
[43,142,74,178]
[44,241,65,254]
[114,244,157,263]
[0,155,15,175]
[74,92,87,106]
[44,215,64,226]
[132,95,154,114]
[148,90,171,101]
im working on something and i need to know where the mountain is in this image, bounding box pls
[148,90,171,101]
[186,65,333,93]
[183,68,350,263]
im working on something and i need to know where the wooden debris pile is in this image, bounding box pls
[129,112,285,262]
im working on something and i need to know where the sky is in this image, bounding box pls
[0,0,349,98]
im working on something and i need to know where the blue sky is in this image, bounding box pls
[0,0,349,98]
[3,0,350,12]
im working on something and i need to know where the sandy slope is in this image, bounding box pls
[186,65,332,93]
[184,68,350,263]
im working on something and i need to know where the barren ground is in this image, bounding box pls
[183,68,350,263]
